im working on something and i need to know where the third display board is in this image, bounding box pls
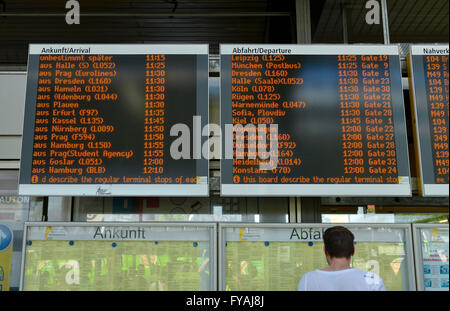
[408,44,449,197]
[220,44,411,196]
[219,224,416,291]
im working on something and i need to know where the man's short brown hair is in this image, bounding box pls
[323,226,355,259]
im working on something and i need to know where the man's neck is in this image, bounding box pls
[323,257,352,271]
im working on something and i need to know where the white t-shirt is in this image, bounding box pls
[297,268,386,291]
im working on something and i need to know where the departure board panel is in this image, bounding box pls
[408,45,449,197]
[19,44,209,196]
[221,45,411,196]
[220,224,416,291]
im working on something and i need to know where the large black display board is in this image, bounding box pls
[220,44,411,196]
[408,44,449,197]
[19,44,209,196]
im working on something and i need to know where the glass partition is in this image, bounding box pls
[219,223,416,291]
[21,222,216,291]
[413,224,449,291]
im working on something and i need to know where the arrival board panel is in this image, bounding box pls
[221,45,411,196]
[21,223,215,291]
[408,45,449,197]
[24,240,208,291]
[19,44,209,196]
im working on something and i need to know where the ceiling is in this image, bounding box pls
[312,0,449,43]
[0,0,295,64]
[0,0,448,64]
[387,0,449,43]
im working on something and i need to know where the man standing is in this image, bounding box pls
[298,226,386,291]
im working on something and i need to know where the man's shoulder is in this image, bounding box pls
[301,270,321,278]
[298,270,323,291]
[299,269,321,284]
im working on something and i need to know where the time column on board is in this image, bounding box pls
[425,54,449,182]
[337,54,365,178]
[143,54,166,177]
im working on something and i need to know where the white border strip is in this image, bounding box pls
[29,44,209,55]
[221,184,411,197]
[410,45,449,56]
[423,184,449,197]
[220,44,400,55]
[19,184,209,196]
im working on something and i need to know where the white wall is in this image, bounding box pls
[0,72,26,167]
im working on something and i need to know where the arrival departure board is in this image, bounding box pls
[19,44,209,196]
[221,45,411,196]
[408,45,449,197]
